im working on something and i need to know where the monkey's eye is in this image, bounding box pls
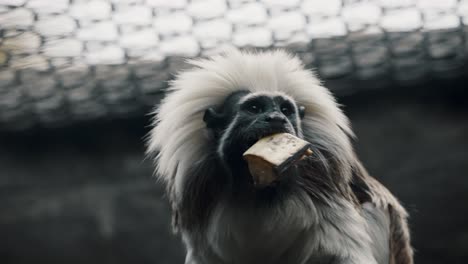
[248,104,262,114]
[280,104,294,116]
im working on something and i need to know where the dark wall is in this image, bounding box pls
[1,80,467,264]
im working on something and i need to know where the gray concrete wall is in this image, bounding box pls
[1,80,467,264]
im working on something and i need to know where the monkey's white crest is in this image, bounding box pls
[147,49,355,197]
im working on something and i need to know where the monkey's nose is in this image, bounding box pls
[265,113,287,125]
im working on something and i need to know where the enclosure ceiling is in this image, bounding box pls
[0,0,467,129]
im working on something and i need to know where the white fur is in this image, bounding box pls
[146,49,380,264]
[182,193,377,264]
[148,49,354,197]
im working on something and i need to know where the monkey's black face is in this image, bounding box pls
[204,91,305,178]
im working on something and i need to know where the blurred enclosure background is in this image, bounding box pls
[1,0,467,263]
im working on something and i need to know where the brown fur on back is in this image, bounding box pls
[389,205,414,264]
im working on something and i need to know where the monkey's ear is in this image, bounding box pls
[203,108,224,129]
[299,106,305,119]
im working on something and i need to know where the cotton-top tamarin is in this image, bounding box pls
[147,49,413,264]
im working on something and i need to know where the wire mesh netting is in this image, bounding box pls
[0,0,467,130]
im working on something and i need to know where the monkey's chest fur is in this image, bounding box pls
[184,188,380,264]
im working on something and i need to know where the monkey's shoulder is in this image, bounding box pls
[350,162,413,264]
[350,162,407,217]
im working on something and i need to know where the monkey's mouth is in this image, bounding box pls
[244,126,294,150]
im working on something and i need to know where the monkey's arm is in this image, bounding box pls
[351,161,414,264]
